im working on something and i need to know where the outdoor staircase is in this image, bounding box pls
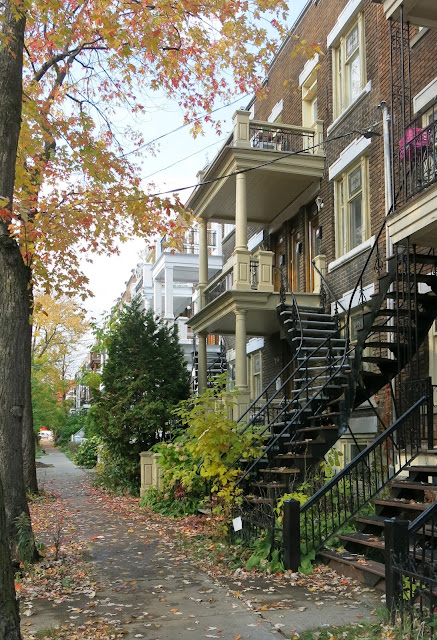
[320,452,437,588]
[236,242,437,580]
[191,338,227,393]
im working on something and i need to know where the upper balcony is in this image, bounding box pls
[186,110,325,228]
[387,98,437,246]
[377,0,437,28]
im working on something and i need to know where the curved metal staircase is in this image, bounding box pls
[233,224,437,579]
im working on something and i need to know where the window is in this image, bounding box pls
[333,15,366,117]
[335,158,369,257]
[302,72,318,128]
[249,351,262,399]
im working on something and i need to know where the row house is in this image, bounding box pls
[187,0,437,587]
[117,224,225,382]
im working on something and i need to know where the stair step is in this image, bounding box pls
[405,465,437,474]
[361,356,398,366]
[409,254,437,266]
[376,308,417,318]
[339,532,385,550]
[373,498,429,511]
[246,496,274,505]
[259,467,301,474]
[390,480,437,491]
[251,481,287,490]
[354,515,388,528]
[298,312,332,321]
[364,341,412,350]
[292,337,345,346]
[319,549,385,579]
[276,453,312,460]
[370,324,403,332]
[294,425,338,435]
[306,411,340,421]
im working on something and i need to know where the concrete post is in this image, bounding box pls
[235,310,248,391]
[235,172,248,251]
[198,218,208,310]
[153,279,162,317]
[313,254,327,294]
[164,266,174,320]
[197,332,208,393]
[233,110,251,149]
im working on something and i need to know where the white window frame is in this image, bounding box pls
[302,70,318,128]
[335,157,370,258]
[332,13,366,118]
[248,350,262,399]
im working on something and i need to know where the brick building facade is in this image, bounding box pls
[188,0,437,462]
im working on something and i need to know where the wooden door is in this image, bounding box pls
[307,203,321,293]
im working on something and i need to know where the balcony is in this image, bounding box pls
[388,100,437,247]
[186,110,325,228]
[377,0,437,28]
[189,248,320,336]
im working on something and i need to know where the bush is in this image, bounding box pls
[74,436,100,468]
[93,446,140,496]
[140,486,202,517]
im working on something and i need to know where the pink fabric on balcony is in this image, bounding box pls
[399,127,431,160]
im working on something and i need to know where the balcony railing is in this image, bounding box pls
[395,100,437,208]
[249,122,316,154]
[204,268,234,305]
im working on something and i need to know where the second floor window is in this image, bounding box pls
[333,15,366,118]
[335,158,369,257]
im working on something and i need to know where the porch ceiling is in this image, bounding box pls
[381,0,437,28]
[186,147,325,225]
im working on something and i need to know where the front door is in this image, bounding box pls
[307,202,321,293]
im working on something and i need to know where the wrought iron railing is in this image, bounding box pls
[298,396,428,561]
[385,500,437,634]
[204,269,233,305]
[249,123,315,154]
[236,267,305,429]
[395,98,437,209]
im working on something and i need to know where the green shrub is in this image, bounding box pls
[140,486,202,517]
[73,436,100,468]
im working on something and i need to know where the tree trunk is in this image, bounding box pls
[0,0,33,567]
[0,479,21,640]
[23,287,38,494]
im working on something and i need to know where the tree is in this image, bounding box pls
[0,0,287,553]
[0,0,27,636]
[93,300,190,493]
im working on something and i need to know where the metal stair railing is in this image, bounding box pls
[234,343,355,482]
[236,267,305,428]
[385,485,437,627]
[299,396,428,559]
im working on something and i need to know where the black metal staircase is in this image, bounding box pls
[191,337,227,394]
[233,225,437,579]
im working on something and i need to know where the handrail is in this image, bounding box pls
[311,259,347,315]
[299,396,427,555]
[408,500,437,535]
[237,266,304,426]
[235,344,354,482]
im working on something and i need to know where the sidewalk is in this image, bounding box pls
[23,446,382,639]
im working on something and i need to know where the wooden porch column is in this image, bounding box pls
[197,332,208,393]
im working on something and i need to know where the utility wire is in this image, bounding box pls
[142,138,226,180]
[144,127,381,199]
[120,95,249,159]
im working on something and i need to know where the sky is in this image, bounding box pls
[76,0,309,364]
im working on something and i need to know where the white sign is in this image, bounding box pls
[232,516,243,532]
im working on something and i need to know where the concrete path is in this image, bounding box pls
[23,446,382,639]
